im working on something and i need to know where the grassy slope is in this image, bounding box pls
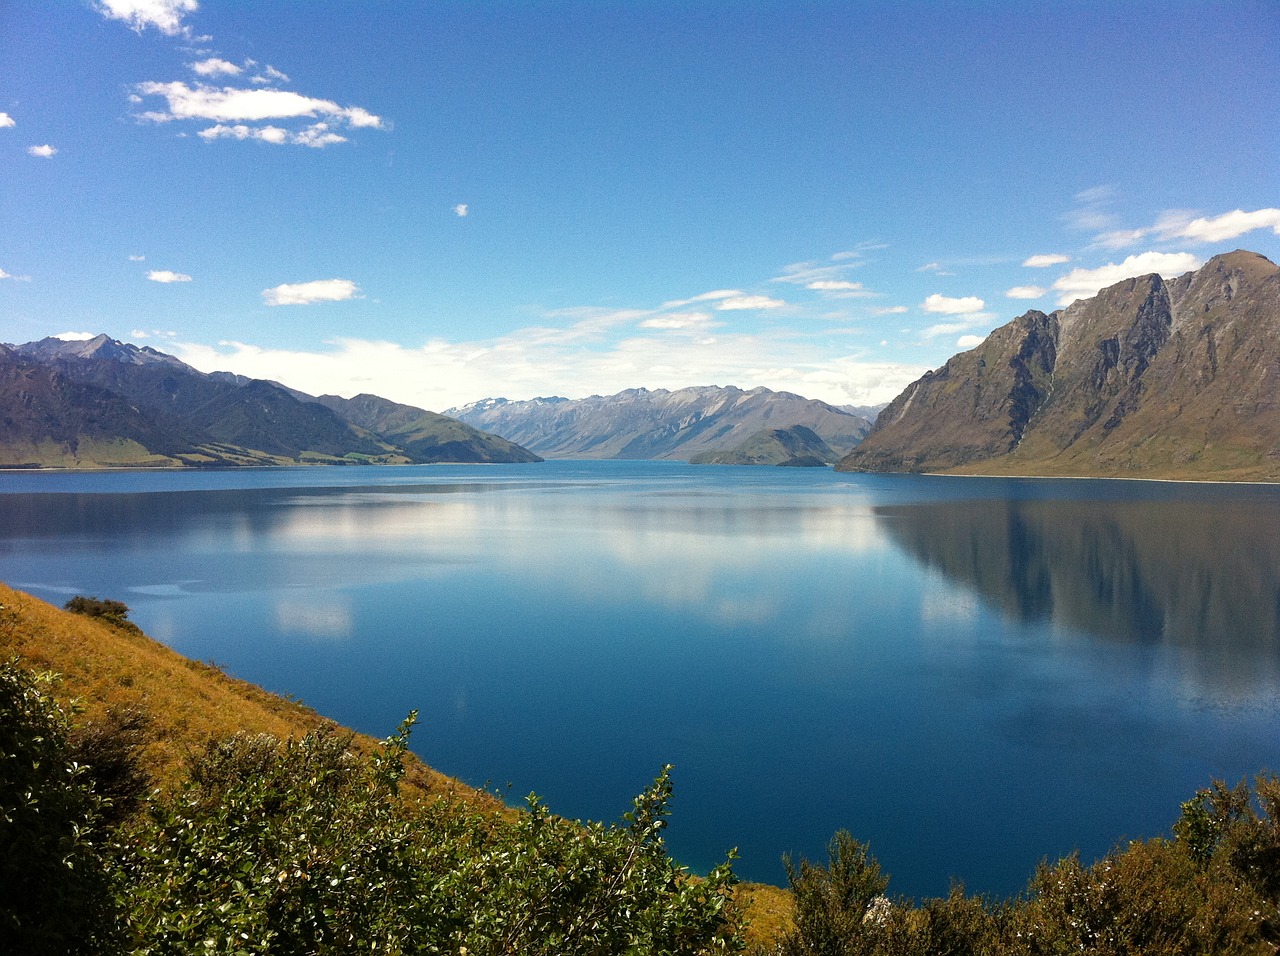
[0,581,494,806]
[0,581,791,947]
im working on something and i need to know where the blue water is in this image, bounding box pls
[2,460,1279,899]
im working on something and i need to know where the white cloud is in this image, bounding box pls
[129,254,146,261]
[1022,253,1069,268]
[921,317,992,339]
[134,81,385,135]
[956,334,985,348]
[1093,227,1149,250]
[172,316,929,411]
[922,293,985,314]
[916,261,942,273]
[55,331,97,341]
[659,289,741,309]
[714,294,786,311]
[805,280,873,298]
[1005,285,1047,299]
[147,269,192,283]
[27,144,56,157]
[197,122,347,148]
[254,65,290,85]
[95,0,198,36]
[871,305,908,315]
[190,57,241,77]
[262,278,361,306]
[637,312,722,331]
[1064,185,1118,232]
[453,204,469,217]
[1052,251,1202,306]
[0,267,31,281]
[199,123,290,145]
[1173,208,1280,243]
[0,113,14,128]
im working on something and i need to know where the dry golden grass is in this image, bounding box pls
[0,581,497,808]
[733,880,795,951]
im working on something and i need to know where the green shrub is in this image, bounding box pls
[115,715,742,954]
[0,659,120,955]
[64,595,142,634]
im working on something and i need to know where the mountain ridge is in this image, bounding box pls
[444,385,872,461]
[1,336,541,468]
[838,250,1280,481]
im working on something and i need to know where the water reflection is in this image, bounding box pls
[875,497,1280,698]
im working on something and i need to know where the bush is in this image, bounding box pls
[63,595,142,635]
[0,659,120,955]
[115,715,742,954]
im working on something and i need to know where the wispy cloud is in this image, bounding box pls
[147,269,192,283]
[129,254,146,261]
[95,0,198,37]
[1022,253,1069,268]
[1052,251,1201,306]
[1088,207,1280,250]
[1064,184,1118,232]
[922,293,985,314]
[921,316,993,339]
[27,144,56,158]
[1005,285,1046,299]
[453,203,469,217]
[871,305,908,316]
[714,294,786,311]
[262,278,361,306]
[637,312,722,331]
[0,267,32,282]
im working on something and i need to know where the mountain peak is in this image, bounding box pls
[838,250,1280,481]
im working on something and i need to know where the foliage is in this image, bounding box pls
[114,715,742,954]
[64,594,142,634]
[764,786,1280,956]
[777,830,889,956]
[0,658,120,955]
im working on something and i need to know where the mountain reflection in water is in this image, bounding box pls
[875,497,1280,699]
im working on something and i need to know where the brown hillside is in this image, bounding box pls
[0,581,496,806]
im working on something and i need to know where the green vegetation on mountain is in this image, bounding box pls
[689,425,838,466]
[316,393,542,464]
[840,251,1280,481]
[1,335,541,468]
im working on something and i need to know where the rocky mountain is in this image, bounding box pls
[838,250,1280,480]
[444,386,872,461]
[314,393,541,464]
[2,335,540,468]
[689,425,838,466]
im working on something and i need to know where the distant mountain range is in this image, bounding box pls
[838,250,1280,481]
[0,335,540,468]
[444,386,874,461]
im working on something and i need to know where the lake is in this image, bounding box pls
[2,460,1279,899]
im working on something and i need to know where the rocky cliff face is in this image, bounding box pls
[445,386,872,460]
[838,250,1280,480]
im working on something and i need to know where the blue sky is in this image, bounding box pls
[2,1,1277,410]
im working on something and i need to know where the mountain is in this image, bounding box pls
[444,386,872,460]
[689,424,838,466]
[2,335,540,468]
[314,393,541,463]
[838,250,1280,481]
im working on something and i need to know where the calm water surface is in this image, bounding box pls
[2,460,1279,898]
